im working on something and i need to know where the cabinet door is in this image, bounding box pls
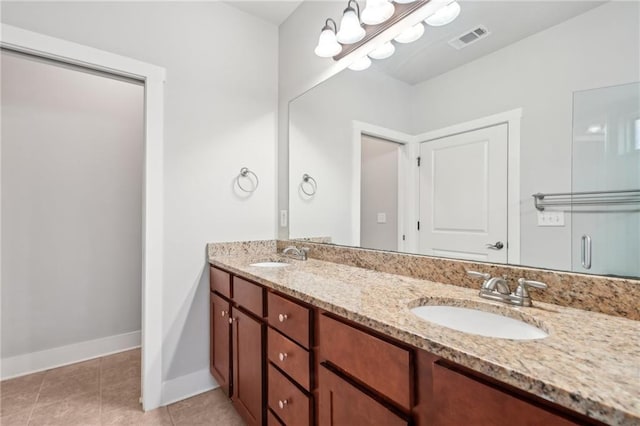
[318,366,408,426]
[210,292,231,396]
[231,307,265,426]
[432,362,580,426]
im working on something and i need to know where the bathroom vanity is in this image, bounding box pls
[207,243,639,426]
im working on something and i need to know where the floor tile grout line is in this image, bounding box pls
[26,371,46,425]
[99,355,103,426]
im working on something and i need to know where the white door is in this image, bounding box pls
[419,124,508,262]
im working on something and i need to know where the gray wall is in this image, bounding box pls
[1,1,278,386]
[1,51,143,357]
[410,1,640,270]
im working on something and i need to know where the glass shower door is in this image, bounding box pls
[572,82,640,277]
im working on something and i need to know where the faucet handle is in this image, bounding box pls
[515,278,547,301]
[467,271,491,280]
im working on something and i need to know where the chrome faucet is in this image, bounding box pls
[467,271,547,307]
[282,245,309,261]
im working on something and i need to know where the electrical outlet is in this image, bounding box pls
[377,213,387,224]
[280,210,288,227]
[537,211,565,227]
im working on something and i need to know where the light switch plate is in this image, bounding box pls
[537,211,565,226]
[280,210,288,227]
[377,213,387,224]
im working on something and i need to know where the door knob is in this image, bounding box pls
[486,241,504,250]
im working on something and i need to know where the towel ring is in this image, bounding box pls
[236,167,259,193]
[301,173,317,196]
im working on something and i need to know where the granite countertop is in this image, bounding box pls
[208,253,640,425]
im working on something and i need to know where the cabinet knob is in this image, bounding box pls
[221,310,227,317]
[228,317,236,324]
[278,313,288,322]
[278,399,289,409]
[278,352,288,362]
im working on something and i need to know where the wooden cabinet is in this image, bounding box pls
[231,307,265,426]
[318,365,408,426]
[431,362,581,426]
[318,313,411,410]
[211,266,603,426]
[210,292,231,395]
[268,364,312,426]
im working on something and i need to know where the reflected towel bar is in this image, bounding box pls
[533,189,640,211]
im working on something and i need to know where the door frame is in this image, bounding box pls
[352,121,414,251]
[414,108,522,264]
[0,24,166,411]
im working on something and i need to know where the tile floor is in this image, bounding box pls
[0,349,245,426]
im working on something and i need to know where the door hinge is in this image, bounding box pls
[402,234,406,241]
[417,221,420,231]
[417,156,421,167]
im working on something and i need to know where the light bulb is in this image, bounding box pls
[425,1,461,27]
[394,22,424,44]
[337,7,366,44]
[314,28,342,57]
[368,41,395,60]
[348,56,372,71]
[361,0,395,25]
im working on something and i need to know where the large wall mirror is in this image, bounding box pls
[288,1,640,278]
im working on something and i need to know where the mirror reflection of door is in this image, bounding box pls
[360,135,402,252]
[419,124,508,263]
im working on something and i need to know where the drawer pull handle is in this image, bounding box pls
[278,399,289,409]
[278,314,288,322]
[278,352,288,362]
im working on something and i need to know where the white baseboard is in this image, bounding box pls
[161,368,219,406]
[0,330,141,380]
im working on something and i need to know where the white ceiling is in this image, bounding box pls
[225,1,304,26]
[372,1,606,85]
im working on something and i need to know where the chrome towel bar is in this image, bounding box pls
[533,189,640,211]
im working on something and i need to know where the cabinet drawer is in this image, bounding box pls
[318,314,411,410]
[210,267,231,298]
[318,365,407,426]
[267,409,284,426]
[268,364,311,426]
[268,328,310,391]
[268,292,311,348]
[233,276,264,317]
[432,362,580,426]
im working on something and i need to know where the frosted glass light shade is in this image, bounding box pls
[337,8,366,44]
[361,0,395,25]
[368,41,395,59]
[348,56,372,71]
[394,22,424,44]
[314,28,342,57]
[425,1,461,26]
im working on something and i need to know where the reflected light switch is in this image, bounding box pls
[377,213,387,224]
[537,211,565,227]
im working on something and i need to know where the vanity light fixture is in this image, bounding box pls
[314,0,462,70]
[425,1,461,26]
[336,0,366,44]
[394,22,425,43]
[348,55,372,71]
[361,0,395,26]
[314,18,342,58]
[368,41,395,60]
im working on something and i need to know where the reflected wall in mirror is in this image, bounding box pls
[289,1,640,277]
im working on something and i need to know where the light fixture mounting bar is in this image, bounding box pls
[333,0,430,61]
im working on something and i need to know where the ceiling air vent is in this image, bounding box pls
[448,26,490,50]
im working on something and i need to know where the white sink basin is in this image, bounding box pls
[410,305,547,340]
[249,261,289,268]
